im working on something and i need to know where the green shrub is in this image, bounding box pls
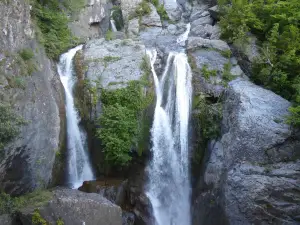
[218,0,300,126]
[105,30,113,41]
[31,0,78,60]
[97,80,153,166]
[201,64,217,80]
[156,4,169,21]
[0,103,25,150]
[135,0,152,17]
[19,48,34,61]
[32,209,47,225]
[222,62,234,82]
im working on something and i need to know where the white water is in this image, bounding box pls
[177,23,191,45]
[110,10,118,32]
[146,47,193,225]
[57,46,94,189]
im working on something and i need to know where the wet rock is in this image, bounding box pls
[187,36,230,52]
[230,65,244,76]
[141,4,162,27]
[163,0,182,21]
[17,188,122,225]
[122,211,135,225]
[208,5,219,20]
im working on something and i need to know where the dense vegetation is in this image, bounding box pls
[218,0,300,126]
[31,0,80,60]
[96,80,153,166]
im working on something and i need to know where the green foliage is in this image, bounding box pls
[222,62,234,82]
[218,0,300,126]
[19,48,34,61]
[111,6,124,30]
[201,64,217,80]
[0,192,15,214]
[0,190,52,215]
[0,103,25,150]
[32,209,47,225]
[105,30,113,41]
[156,4,169,21]
[135,0,152,17]
[31,0,78,60]
[56,218,64,225]
[287,106,300,127]
[97,79,153,165]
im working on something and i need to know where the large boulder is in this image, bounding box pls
[187,36,230,52]
[192,79,300,225]
[141,4,162,27]
[83,38,146,89]
[0,0,65,195]
[68,0,110,40]
[17,188,122,225]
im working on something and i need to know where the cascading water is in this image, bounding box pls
[57,46,94,189]
[146,24,193,224]
[110,11,118,32]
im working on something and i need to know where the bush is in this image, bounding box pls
[135,0,152,17]
[201,64,217,80]
[156,4,169,21]
[105,30,113,41]
[218,0,300,126]
[96,81,152,166]
[19,48,34,61]
[0,103,25,150]
[31,0,78,60]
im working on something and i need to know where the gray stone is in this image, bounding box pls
[187,36,230,52]
[0,215,13,225]
[163,0,182,21]
[222,79,291,166]
[83,38,146,89]
[190,4,209,21]
[208,5,219,20]
[209,24,221,39]
[127,18,139,38]
[18,188,122,225]
[121,0,142,24]
[190,49,228,97]
[230,65,244,76]
[68,0,108,40]
[0,0,65,195]
[141,4,162,27]
[190,24,213,38]
[225,162,300,224]
[191,15,213,28]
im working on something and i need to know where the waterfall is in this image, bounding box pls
[110,10,118,32]
[146,48,193,225]
[57,45,94,189]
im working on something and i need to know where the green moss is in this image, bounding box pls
[105,30,113,41]
[135,0,152,16]
[156,4,169,21]
[31,0,79,60]
[32,209,47,225]
[56,218,64,225]
[19,48,34,61]
[220,49,232,58]
[0,103,25,150]
[222,62,235,83]
[201,64,217,80]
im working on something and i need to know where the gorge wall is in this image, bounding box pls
[0,0,299,224]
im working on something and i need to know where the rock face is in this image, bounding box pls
[192,79,300,225]
[188,36,230,52]
[69,0,110,40]
[141,4,162,27]
[18,188,123,225]
[0,0,65,195]
[83,38,146,89]
[121,0,142,25]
